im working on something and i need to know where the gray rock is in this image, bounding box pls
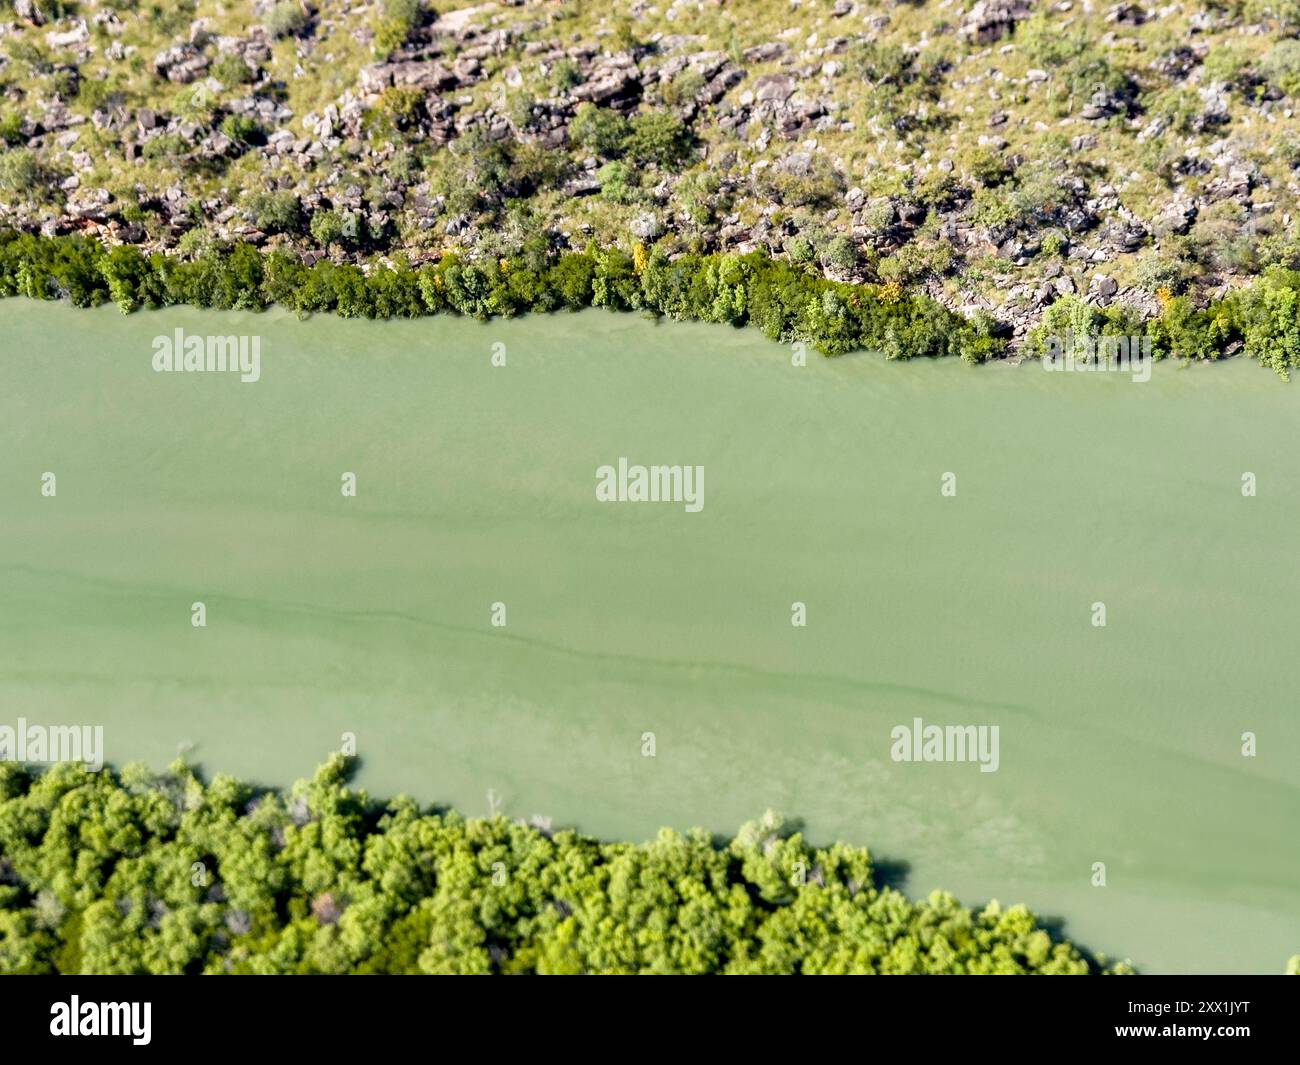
[1063,206,1098,234]
[1157,200,1196,235]
[753,74,796,104]
[66,187,113,221]
[359,60,458,95]
[15,0,46,25]
[1092,274,1119,300]
[699,65,744,105]
[1103,222,1146,253]
[562,176,600,197]
[960,0,1033,44]
[1105,3,1149,24]
[45,20,89,48]
[1080,91,1119,121]
[742,43,788,64]
[154,45,211,84]
[774,151,815,177]
[1136,115,1168,143]
[1192,83,1231,131]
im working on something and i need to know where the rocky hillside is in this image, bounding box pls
[2,0,1300,342]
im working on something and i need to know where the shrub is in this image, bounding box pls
[264,1,308,39]
[861,199,895,236]
[1040,231,1067,257]
[0,109,23,145]
[375,84,424,129]
[1233,267,1300,378]
[1133,252,1191,296]
[624,111,694,170]
[0,229,1291,379]
[1019,15,1135,105]
[1243,0,1300,34]
[0,148,41,196]
[821,235,860,272]
[430,128,516,208]
[1027,294,1101,355]
[596,160,639,205]
[915,167,956,207]
[677,170,726,227]
[371,18,410,59]
[568,102,630,157]
[212,52,255,88]
[966,147,1009,187]
[754,155,845,210]
[382,0,422,25]
[785,234,816,264]
[372,0,423,59]
[309,208,362,248]
[971,168,1073,238]
[508,140,569,197]
[848,39,950,134]
[954,309,1008,365]
[1201,46,1251,93]
[661,66,706,107]
[220,114,264,147]
[1186,203,1258,273]
[1259,39,1300,97]
[1258,233,1300,270]
[550,58,582,92]
[244,190,303,234]
[610,16,640,53]
[848,39,913,85]
[142,132,188,161]
[876,240,952,284]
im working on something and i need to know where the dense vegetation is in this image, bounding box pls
[0,227,997,359]
[0,754,1135,975]
[6,228,1300,375]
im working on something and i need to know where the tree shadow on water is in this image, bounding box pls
[871,856,911,893]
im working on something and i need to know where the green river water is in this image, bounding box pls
[1,298,1297,973]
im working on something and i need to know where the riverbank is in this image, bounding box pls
[3,230,1300,375]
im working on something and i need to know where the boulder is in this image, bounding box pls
[753,74,796,105]
[960,0,1033,44]
[358,61,458,95]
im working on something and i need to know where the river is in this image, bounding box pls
[1,298,1297,973]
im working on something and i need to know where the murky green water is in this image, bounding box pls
[2,299,1297,973]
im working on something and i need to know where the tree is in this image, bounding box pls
[0,756,1132,975]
